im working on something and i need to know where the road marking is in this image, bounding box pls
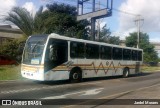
[79,81,101,85]
[0,81,102,94]
[62,82,160,108]
[42,88,104,99]
[81,88,104,96]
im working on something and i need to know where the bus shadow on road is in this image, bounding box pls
[82,72,153,82]
[129,72,152,78]
[33,80,70,85]
[34,75,127,85]
[33,72,153,85]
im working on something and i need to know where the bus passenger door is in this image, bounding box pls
[44,39,68,72]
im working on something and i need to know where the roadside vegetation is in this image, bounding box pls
[0,65,23,80]
[142,66,160,72]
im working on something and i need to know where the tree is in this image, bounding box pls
[98,25,120,45]
[44,3,89,38]
[107,36,120,45]
[125,32,158,62]
[99,25,111,41]
[5,7,33,36]
[0,37,26,62]
[5,7,46,36]
[33,6,47,34]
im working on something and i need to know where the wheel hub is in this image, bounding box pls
[73,73,78,79]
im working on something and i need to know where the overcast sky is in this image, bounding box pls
[118,0,160,41]
[0,0,160,42]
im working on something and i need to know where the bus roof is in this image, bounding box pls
[47,33,142,51]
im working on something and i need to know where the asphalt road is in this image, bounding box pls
[1,72,160,108]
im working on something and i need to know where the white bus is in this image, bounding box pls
[21,33,143,82]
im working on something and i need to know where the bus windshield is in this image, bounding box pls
[22,35,48,65]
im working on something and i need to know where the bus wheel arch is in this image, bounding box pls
[123,67,130,78]
[69,67,82,83]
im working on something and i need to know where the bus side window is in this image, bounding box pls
[86,44,99,59]
[100,46,112,60]
[123,49,131,60]
[113,47,122,60]
[70,42,85,58]
[132,50,138,61]
[70,42,77,58]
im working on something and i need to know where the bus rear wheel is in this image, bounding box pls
[70,69,82,83]
[123,68,129,78]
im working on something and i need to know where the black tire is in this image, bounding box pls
[123,68,129,78]
[70,69,82,83]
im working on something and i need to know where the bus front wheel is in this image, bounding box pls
[123,68,129,78]
[70,68,82,83]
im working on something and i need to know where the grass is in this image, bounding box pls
[141,66,160,72]
[0,65,24,80]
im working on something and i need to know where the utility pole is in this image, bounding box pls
[134,15,144,48]
[91,0,96,41]
[97,0,101,41]
[96,0,104,41]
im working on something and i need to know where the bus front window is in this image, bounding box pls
[23,35,48,65]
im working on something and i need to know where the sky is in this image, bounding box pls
[0,0,160,42]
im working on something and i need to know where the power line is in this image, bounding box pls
[112,8,138,16]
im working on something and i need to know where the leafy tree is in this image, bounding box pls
[5,7,33,36]
[99,25,111,41]
[125,32,158,62]
[44,3,89,38]
[0,37,26,63]
[107,36,120,45]
[33,6,47,34]
[98,25,120,45]
[5,7,46,36]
